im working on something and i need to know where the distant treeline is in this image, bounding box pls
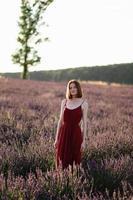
[1,62,133,84]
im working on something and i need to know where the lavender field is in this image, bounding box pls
[0,77,133,200]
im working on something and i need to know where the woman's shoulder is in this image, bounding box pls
[82,98,88,103]
[61,98,67,105]
[62,98,67,102]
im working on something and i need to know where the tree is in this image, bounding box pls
[12,0,54,79]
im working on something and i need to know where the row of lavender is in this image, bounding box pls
[0,78,133,199]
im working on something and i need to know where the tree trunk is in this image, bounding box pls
[22,65,28,79]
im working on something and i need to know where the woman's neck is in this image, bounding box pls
[71,97,82,101]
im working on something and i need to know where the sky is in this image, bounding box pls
[0,0,133,73]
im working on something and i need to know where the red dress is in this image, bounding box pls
[55,99,85,170]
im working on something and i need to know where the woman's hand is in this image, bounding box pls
[53,140,58,149]
[81,140,86,152]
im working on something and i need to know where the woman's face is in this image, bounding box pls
[69,83,78,97]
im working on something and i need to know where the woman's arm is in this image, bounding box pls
[55,99,66,142]
[82,100,88,143]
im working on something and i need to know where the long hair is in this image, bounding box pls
[66,79,83,99]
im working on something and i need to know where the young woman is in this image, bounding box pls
[54,79,88,174]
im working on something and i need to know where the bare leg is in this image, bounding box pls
[65,163,73,177]
[76,164,80,178]
[69,163,73,176]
